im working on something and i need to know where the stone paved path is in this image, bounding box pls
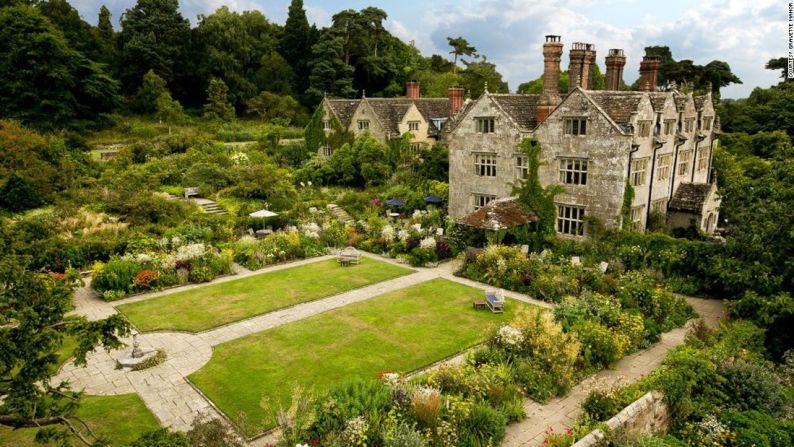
[59,252,722,445]
[500,297,726,447]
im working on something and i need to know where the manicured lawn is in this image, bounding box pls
[0,394,160,446]
[117,257,412,333]
[189,278,531,435]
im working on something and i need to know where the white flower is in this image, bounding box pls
[230,152,249,165]
[175,243,205,261]
[307,181,312,186]
[412,223,422,233]
[170,236,182,248]
[381,372,401,383]
[412,210,422,219]
[397,229,410,242]
[238,235,258,246]
[497,325,524,346]
[135,253,152,264]
[381,224,395,242]
[420,236,436,250]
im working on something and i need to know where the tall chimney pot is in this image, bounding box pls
[605,49,626,91]
[581,43,596,90]
[406,80,420,99]
[568,42,588,93]
[639,55,661,92]
[537,35,564,124]
[448,87,464,116]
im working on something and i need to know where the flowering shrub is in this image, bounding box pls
[542,427,574,447]
[232,230,326,270]
[133,269,160,289]
[353,213,456,266]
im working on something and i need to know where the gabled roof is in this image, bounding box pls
[489,94,541,131]
[693,94,713,112]
[585,91,645,126]
[648,92,668,112]
[673,95,688,113]
[668,183,714,213]
[460,197,538,230]
[326,99,360,127]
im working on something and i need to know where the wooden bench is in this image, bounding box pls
[184,187,200,199]
[337,246,361,265]
[472,300,487,310]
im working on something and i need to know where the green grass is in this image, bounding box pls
[0,394,160,446]
[189,278,531,435]
[117,258,413,333]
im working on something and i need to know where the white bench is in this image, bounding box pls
[337,246,361,265]
[485,290,504,313]
[184,187,200,199]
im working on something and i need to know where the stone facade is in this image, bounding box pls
[573,391,670,446]
[446,37,721,236]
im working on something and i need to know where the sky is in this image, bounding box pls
[71,0,789,98]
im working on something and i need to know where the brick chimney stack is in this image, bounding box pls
[639,55,661,92]
[568,42,587,93]
[536,35,563,124]
[605,49,626,91]
[406,80,420,99]
[448,87,464,116]
[581,43,596,90]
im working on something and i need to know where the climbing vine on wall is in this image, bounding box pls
[513,137,562,246]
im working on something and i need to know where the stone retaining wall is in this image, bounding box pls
[573,391,669,446]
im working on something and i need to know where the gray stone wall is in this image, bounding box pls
[532,91,632,230]
[573,391,670,446]
[448,96,527,219]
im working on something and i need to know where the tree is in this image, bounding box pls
[37,0,103,62]
[155,92,185,134]
[0,173,43,212]
[447,36,476,73]
[765,57,789,80]
[306,33,355,103]
[0,251,130,444]
[118,0,191,96]
[203,78,235,122]
[640,46,741,97]
[194,7,281,109]
[136,69,167,113]
[94,5,117,67]
[280,0,315,96]
[460,57,508,97]
[246,92,304,124]
[257,51,296,96]
[0,6,119,129]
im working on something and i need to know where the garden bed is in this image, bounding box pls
[116,257,413,332]
[188,278,531,436]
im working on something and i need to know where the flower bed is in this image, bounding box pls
[91,238,233,301]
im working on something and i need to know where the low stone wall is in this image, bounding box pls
[573,391,669,446]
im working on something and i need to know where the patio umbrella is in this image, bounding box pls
[249,209,278,218]
[385,198,405,207]
[424,195,443,204]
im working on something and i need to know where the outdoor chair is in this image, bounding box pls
[485,290,504,313]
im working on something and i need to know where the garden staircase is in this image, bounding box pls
[193,198,228,216]
[327,203,354,225]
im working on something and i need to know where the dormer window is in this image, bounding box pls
[664,119,676,136]
[408,121,420,131]
[703,116,713,130]
[637,120,652,138]
[563,118,587,135]
[357,120,370,130]
[684,118,695,133]
[475,117,495,133]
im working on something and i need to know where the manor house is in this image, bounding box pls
[447,36,720,235]
[316,82,464,156]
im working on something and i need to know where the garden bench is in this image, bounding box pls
[184,187,200,199]
[472,300,487,310]
[485,291,504,313]
[337,246,361,266]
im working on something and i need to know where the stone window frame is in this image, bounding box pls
[663,119,676,136]
[651,198,667,213]
[321,145,332,157]
[631,205,645,228]
[357,120,370,130]
[322,119,331,130]
[563,117,587,136]
[684,117,695,133]
[514,153,529,180]
[697,147,709,171]
[702,116,713,131]
[556,203,586,236]
[409,142,426,152]
[474,152,497,177]
[558,157,589,186]
[475,117,496,133]
[637,120,653,138]
[656,153,673,181]
[631,157,649,186]
[677,149,693,176]
[408,120,420,132]
[473,193,496,211]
